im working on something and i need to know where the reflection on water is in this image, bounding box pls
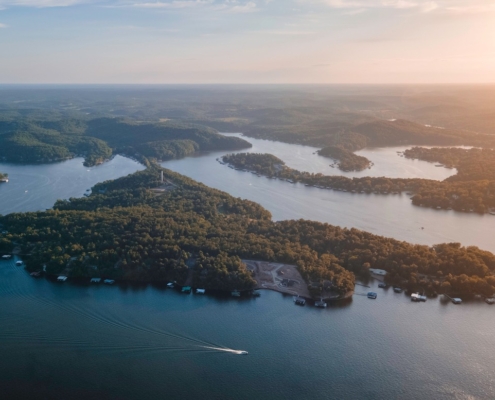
[2,256,495,400]
[0,156,144,215]
[161,134,495,253]
[223,133,456,180]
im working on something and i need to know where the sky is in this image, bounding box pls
[0,0,494,84]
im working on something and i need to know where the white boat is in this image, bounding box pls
[485,298,495,304]
[57,276,68,282]
[1,255,12,259]
[15,261,23,266]
[411,293,427,302]
[167,282,175,288]
[239,351,248,355]
[315,300,327,308]
[452,298,462,304]
[103,279,115,285]
[231,290,241,297]
[196,288,206,294]
[367,292,377,299]
[90,278,101,283]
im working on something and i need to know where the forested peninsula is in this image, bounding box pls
[0,116,250,166]
[404,147,495,182]
[2,164,495,299]
[222,153,495,214]
[0,172,7,182]
[317,146,372,172]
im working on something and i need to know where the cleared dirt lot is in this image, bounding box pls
[243,260,311,298]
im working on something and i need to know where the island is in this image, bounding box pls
[194,111,495,169]
[0,172,7,183]
[222,153,495,214]
[2,162,495,300]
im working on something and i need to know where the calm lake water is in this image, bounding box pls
[2,256,495,400]
[0,156,144,215]
[2,139,495,399]
[161,134,495,253]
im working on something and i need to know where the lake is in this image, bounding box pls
[0,156,145,215]
[161,134,495,253]
[2,256,495,400]
[1,138,495,400]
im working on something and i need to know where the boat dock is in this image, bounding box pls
[444,294,462,304]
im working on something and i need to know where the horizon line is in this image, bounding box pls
[1,82,495,86]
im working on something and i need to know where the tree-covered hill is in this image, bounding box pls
[317,146,371,172]
[2,164,495,297]
[0,116,251,166]
[404,147,495,182]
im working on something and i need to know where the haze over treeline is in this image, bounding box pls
[2,84,495,136]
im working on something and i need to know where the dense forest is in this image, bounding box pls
[222,153,285,175]
[223,153,495,214]
[317,146,372,172]
[2,164,495,298]
[404,147,495,182]
[0,115,251,166]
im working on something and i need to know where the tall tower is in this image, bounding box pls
[161,171,164,183]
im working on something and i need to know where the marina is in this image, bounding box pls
[2,254,495,400]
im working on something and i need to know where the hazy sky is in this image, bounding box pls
[0,0,494,83]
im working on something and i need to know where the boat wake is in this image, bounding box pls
[201,346,248,355]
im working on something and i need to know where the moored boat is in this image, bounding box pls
[293,296,306,306]
[315,299,327,308]
[411,293,427,302]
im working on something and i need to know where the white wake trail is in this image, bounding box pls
[201,346,247,355]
